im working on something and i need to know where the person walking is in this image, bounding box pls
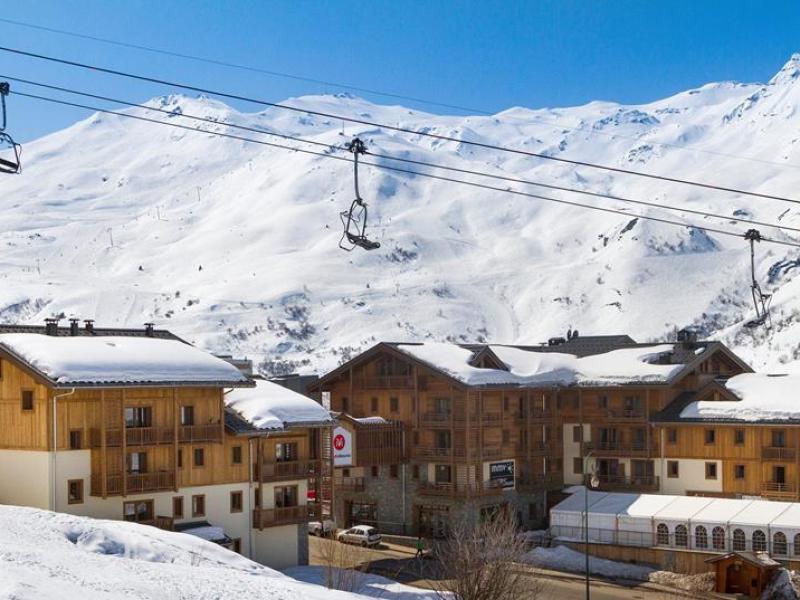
[415,536,425,558]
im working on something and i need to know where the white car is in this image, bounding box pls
[308,519,336,536]
[337,525,382,547]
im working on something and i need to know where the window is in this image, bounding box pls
[193,448,205,467]
[275,442,298,462]
[435,430,452,449]
[573,457,583,474]
[69,430,82,450]
[67,479,83,504]
[752,529,767,552]
[274,485,298,508]
[712,526,725,550]
[21,390,34,411]
[656,523,669,545]
[123,500,154,523]
[734,429,745,445]
[230,491,243,513]
[597,395,608,410]
[254,488,261,507]
[502,429,510,444]
[667,428,677,444]
[127,451,147,473]
[572,426,583,443]
[704,429,716,444]
[675,524,688,547]
[412,431,419,445]
[434,397,451,415]
[124,406,152,428]
[774,532,788,556]
[341,397,349,412]
[435,464,452,484]
[232,538,242,554]
[177,449,183,468]
[172,496,184,519]
[732,529,746,551]
[371,465,379,477]
[694,525,708,549]
[232,445,243,465]
[705,462,717,480]
[412,465,420,479]
[667,460,679,478]
[192,494,205,517]
[371,397,378,413]
[389,464,399,479]
[180,405,195,426]
[390,397,399,412]
[772,429,787,448]
[735,464,745,479]
[794,533,800,556]
[342,468,351,478]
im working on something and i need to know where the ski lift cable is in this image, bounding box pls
[13,90,800,250]
[7,76,800,238]
[2,18,798,171]
[4,44,800,205]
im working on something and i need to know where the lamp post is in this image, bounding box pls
[583,451,599,600]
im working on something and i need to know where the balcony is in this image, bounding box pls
[596,474,660,492]
[358,375,414,389]
[90,424,222,447]
[761,482,797,498]
[414,446,478,460]
[516,441,550,456]
[337,477,366,492]
[583,440,657,456]
[417,481,504,497]
[762,447,796,461]
[604,409,646,421]
[516,473,562,491]
[252,505,310,528]
[257,460,320,482]
[515,410,553,423]
[91,471,175,496]
[419,411,478,427]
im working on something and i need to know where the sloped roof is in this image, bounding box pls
[225,379,334,433]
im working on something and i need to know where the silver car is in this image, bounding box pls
[336,525,382,547]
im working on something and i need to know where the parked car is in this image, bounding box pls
[307,520,336,537]
[336,525,382,547]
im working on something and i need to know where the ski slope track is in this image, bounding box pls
[4,56,800,374]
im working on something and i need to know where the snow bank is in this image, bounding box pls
[681,373,800,421]
[285,566,443,599]
[522,545,654,581]
[225,379,334,430]
[0,504,426,600]
[0,333,249,386]
[395,342,684,387]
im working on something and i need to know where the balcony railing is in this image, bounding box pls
[257,460,320,482]
[597,474,660,491]
[358,375,414,389]
[584,440,657,455]
[762,482,797,496]
[516,473,562,491]
[605,409,646,421]
[762,447,796,461]
[90,424,222,447]
[91,471,175,496]
[252,506,310,528]
[414,446,479,460]
[336,477,366,492]
[417,481,504,497]
[419,411,479,427]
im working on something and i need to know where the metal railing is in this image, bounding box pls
[252,505,310,528]
[762,447,797,461]
[762,482,797,496]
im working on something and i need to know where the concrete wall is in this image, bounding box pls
[658,458,723,495]
[0,449,51,509]
[252,524,301,569]
[562,423,590,485]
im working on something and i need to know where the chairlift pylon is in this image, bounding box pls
[743,229,772,329]
[339,137,380,252]
[0,82,22,174]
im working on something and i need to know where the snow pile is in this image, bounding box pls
[395,342,683,386]
[522,545,654,581]
[680,373,800,421]
[225,379,334,430]
[648,570,714,593]
[285,566,443,599]
[0,333,249,385]
[0,504,436,600]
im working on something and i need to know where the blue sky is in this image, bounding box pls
[1,0,799,141]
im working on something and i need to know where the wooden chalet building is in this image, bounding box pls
[311,329,773,537]
[0,321,333,569]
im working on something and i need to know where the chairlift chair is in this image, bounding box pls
[339,137,380,252]
[0,132,21,175]
[743,229,772,329]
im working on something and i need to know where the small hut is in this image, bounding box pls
[705,551,779,598]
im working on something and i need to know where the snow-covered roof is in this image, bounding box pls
[680,373,800,421]
[225,379,334,432]
[351,416,389,425]
[0,333,250,387]
[393,342,688,387]
[180,525,228,543]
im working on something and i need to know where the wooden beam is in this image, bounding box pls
[258,436,264,531]
[173,388,179,492]
[101,389,107,499]
[121,388,127,498]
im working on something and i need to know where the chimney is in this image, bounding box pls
[69,318,80,336]
[83,319,95,334]
[676,327,699,345]
[44,318,60,336]
[144,322,155,337]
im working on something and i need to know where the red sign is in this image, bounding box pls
[334,434,346,450]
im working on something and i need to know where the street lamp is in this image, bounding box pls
[583,451,599,600]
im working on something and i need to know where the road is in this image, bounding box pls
[307,536,697,600]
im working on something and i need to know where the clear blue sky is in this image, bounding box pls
[1,0,799,141]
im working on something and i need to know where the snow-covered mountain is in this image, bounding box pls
[4,56,800,374]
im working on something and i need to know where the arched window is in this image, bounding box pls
[712,526,725,550]
[753,530,767,552]
[695,525,708,549]
[675,524,688,547]
[774,532,788,556]
[733,529,746,551]
[656,523,669,545]
[794,533,800,556]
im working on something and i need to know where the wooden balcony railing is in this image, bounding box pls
[604,409,646,421]
[515,441,550,456]
[762,447,797,461]
[419,411,478,427]
[583,440,657,455]
[336,477,366,492]
[516,473,562,491]
[252,505,310,528]
[597,474,660,491]
[358,375,414,389]
[90,424,222,447]
[413,446,479,460]
[91,471,175,496]
[416,481,504,497]
[257,460,320,482]
[762,482,797,496]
